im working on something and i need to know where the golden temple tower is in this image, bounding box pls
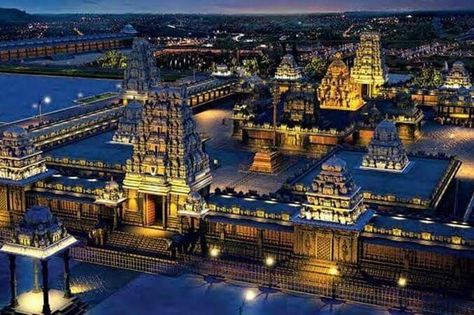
[444,61,472,89]
[292,156,373,262]
[317,53,364,111]
[351,32,388,97]
[274,54,303,82]
[123,89,212,230]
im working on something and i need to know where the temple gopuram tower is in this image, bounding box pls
[0,125,52,226]
[351,32,388,97]
[443,61,472,89]
[274,54,303,82]
[122,38,159,100]
[293,157,373,262]
[362,120,410,172]
[123,89,212,230]
[317,53,364,111]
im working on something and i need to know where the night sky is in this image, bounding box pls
[1,0,473,14]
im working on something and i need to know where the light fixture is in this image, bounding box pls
[398,277,407,287]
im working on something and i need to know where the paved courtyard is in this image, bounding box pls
[407,121,474,181]
[0,254,393,315]
[194,104,312,194]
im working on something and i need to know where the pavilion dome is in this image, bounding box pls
[321,156,347,173]
[23,205,54,227]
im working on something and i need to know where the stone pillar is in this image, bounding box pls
[8,254,18,308]
[33,259,41,293]
[63,249,72,298]
[41,259,51,315]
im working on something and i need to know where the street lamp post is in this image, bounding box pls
[328,266,339,300]
[264,256,275,289]
[33,96,51,120]
[238,289,256,315]
[397,276,407,311]
[209,247,220,278]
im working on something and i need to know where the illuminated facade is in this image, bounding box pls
[0,125,48,182]
[297,156,371,226]
[350,32,388,97]
[362,120,410,171]
[123,89,212,229]
[274,54,303,82]
[444,61,472,89]
[317,53,364,111]
[437,88,474,127]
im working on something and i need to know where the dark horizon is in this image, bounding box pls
[0,0,473,15]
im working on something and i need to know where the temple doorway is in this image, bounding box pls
[361,84,369,98]
[144,194,166,227]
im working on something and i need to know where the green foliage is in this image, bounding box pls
[241,58,259,76]
[97,50,128,69]
[304,56,328,81]
[411,66,443,89]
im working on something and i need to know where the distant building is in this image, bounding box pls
[0,25,137,62]
[274,54,303,82]
[443,61,472,89]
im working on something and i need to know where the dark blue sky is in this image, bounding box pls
[2,0,473,14]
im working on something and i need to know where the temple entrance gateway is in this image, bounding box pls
[144,194,166,227]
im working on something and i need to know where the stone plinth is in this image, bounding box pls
[249,149,283,174]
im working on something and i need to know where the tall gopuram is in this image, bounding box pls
[362,120,410,172]
[317,52,365,111]
[123,89,212,230]
[112,101,143,144]
[443,61,472,89]
[293,156,373,262]
[122,38,159,98]
[350,32,388,97]
[274,54,303,82]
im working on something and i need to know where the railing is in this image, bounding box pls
[70,246,180,276]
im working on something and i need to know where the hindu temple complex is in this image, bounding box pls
[0,22,472,315]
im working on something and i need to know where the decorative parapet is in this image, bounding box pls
[242,122,355,137]
[208,189,296,222]
[44,155,126,172]
[363,215,472,247]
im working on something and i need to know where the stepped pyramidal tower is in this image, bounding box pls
[351,32,388,97]
[123,38,159,95]
[362,120,409,171]
[123,89,212,229]
[317,52,364,111]
[444,61,472,89]
[274,54,303,82]
[298,156,369,226]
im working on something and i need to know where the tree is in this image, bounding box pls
[97,50,127,69]
[411,66,443,89]
[241,58,259,77]
[304,56,328,81]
